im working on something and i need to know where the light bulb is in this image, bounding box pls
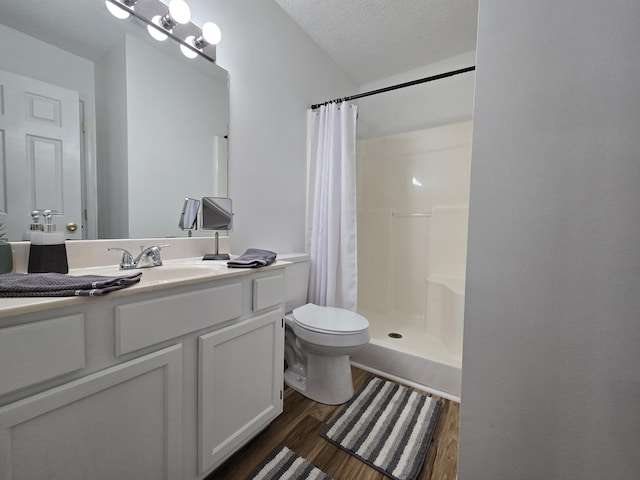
[147,15,168,41]
[168,0,191,25]
[201,22,221,45]
[105,0,130,19]
[180,36,199,59]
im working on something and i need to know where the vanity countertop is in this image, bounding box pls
[0,258,288,319]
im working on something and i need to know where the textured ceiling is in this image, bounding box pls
[274,0,478,84]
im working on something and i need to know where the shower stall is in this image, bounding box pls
[351,120,472,401]
[309,59,475,401]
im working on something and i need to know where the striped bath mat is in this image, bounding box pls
[246,445,333,480]
[321,377,442,480]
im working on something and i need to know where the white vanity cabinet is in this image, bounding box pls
[199,309,284,473]
[199,273,286,473]
[0,344,183,480]
[0,266,285,480]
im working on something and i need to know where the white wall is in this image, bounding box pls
[188,0,357,254]
[459,1,640,479]
[95,38,129,239]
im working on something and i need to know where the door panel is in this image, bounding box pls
[0,69,82,240]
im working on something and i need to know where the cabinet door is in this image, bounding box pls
[198,309,284,473]
[0,345,182,480]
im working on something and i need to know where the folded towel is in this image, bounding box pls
[0,272,142,297]
[227,248,277,268]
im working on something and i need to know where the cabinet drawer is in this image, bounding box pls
[253,274,284,312]
[0,315,85,396]
[116,282,243,355]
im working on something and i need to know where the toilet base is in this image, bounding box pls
[284,353,355,405]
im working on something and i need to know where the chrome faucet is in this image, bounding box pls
[108,244,170,270]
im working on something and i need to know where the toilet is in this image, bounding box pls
[279,253,370,405]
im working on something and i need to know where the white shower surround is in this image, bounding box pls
[352,278,464,401]
[352,243,466,401]
[352,121,471,401]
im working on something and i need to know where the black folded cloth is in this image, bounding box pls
[0,272,142,297]
[227,248,277,268]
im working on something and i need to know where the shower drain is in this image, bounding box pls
[388,332,403,339]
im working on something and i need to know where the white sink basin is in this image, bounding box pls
[71,264,222,284]
[128,265,217,282]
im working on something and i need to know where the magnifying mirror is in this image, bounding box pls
[178,197,201,235]
[201,197,232,260]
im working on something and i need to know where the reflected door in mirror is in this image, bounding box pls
[0,69,82,241]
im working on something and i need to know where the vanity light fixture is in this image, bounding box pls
[180,22,221,59]
[147,15,169,41]
[160,0,191,29]
[105,0,139,20]
[104,0,220,62]
[147,0,190,41]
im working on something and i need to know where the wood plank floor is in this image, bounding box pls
[207,367,459,480]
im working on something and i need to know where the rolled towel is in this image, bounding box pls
[227,248,277,268]
[0,272,142,297]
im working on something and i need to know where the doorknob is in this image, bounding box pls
[66,222,78,232]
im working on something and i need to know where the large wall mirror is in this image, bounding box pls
[0,0,229,241]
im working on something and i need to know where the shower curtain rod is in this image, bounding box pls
[310,65,476,109]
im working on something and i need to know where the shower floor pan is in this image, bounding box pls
[351,311,462,402]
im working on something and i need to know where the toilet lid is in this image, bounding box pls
[292,303,369,334]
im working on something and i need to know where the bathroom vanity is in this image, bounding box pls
[0,258,286,480]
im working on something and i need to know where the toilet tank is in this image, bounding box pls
[278,253,310,312]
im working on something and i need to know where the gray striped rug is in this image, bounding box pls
[321,377,442,480]
[246,445,333,480]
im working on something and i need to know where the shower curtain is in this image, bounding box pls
[306,102,358,310]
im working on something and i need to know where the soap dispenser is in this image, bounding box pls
[28,209,69,274]
[23,210,44,241]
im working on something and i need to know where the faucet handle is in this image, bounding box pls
[152,244,170,257]
[139,244,170,252]
[143,244,169,266]
[108,247,134,269]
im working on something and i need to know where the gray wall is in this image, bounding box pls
[458,1,640,478]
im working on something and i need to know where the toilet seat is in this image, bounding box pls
[292,303,369,335]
